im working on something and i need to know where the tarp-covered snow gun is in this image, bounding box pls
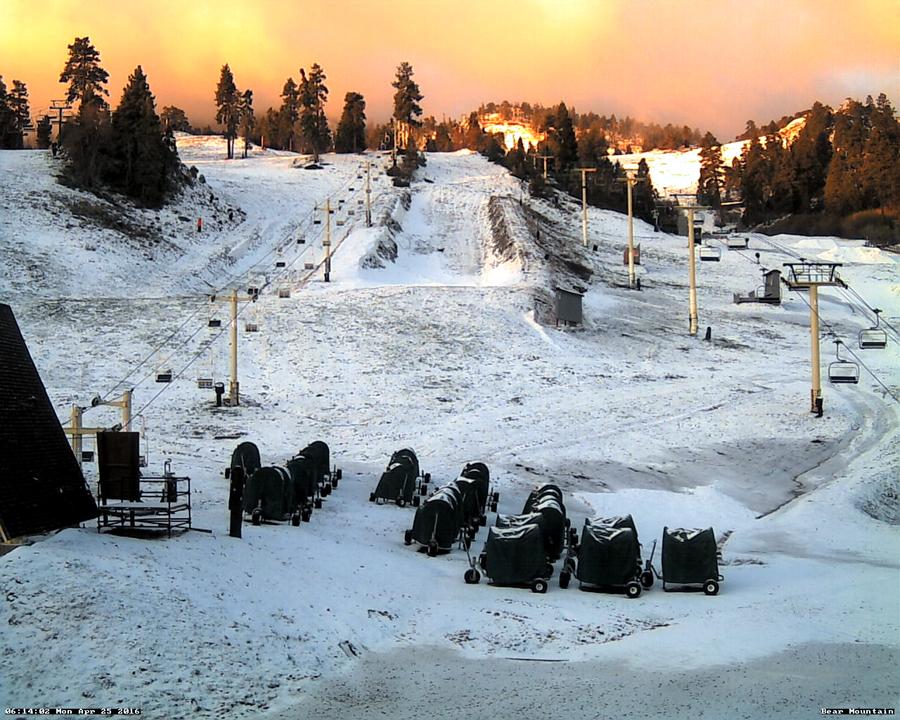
[370,448,430,507]
[404,481,465,556]
[521,483,568,561]
[558,515,644,598]
[464,522,553,594]
[226,441,261,480]
[457,461,499,528]
[655,526,723,595]
[242,466,295,525]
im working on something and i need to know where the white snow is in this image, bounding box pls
[0,136,898,719]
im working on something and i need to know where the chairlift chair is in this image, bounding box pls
[858,309,887,350]
[699,245,721,262]
[828,340,860,384]
[278,287,291,299]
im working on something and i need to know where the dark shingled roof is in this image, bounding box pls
[0,304,97,539]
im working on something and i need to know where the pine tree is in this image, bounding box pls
[697,132,723,214]
[546,102,578,169]
[392,62,423,150]
[299,64,330,162]
[238,89,254,158]
[278,77,300,150]
[860,97,900,213]
[36,115,52,149]
[160,106,192,133]
[6,80,30,148]
[59,37,109,115]
[110,65,176,205]
[334,91,366,153]
[788,102,833,211]
[215,64,241,159]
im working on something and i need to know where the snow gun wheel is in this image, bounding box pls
[419,484,428,496]
[532,578,548,594]
[427,541,438,557]
[335,469,342,481]
[479,514,487,527]
[315,497,323,509]
[490,501,498,513]
[251,508,262,526]
[412,495,420,507]
[704,579,720,596]
[323,482,332,497]
[369,492,376,502]
[302,508,312,522]
[404,529,413,546]
[626,582,642,599]
[559,570,571,589]
[397,497,406,508]
[291,513,301,527]
[641,570,654,589]
[464,568,481,585]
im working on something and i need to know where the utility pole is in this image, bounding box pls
[617,171,645,289]
[783,262,846,414]
[365,161,372,228]
[680,204,707,335]
[323,199,332,282]
[212,290,257,407]
[537,155,553,180]
[575,168,597,247]
[49,100,72,139]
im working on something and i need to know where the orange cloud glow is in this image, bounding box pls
[2,0,897,141]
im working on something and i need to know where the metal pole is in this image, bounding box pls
[121,389,132,431]
[687,208,698,336]
[365,161,372,228]
[581,171,588,247]
[71,405,83,465]
[627,178,636,288]
[809,284,821,412]
[229,290,239,406]
[324,199,332,282]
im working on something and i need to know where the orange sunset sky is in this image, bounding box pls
[1,0,897,141]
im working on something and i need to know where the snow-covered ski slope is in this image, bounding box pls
[0,136,898,719]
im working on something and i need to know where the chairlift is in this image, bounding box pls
[828,340,860,384]
[699,245,721,262]
[208,318,222,328]
[278,287,291,299]
[197,378,214,389]
[858,309,887,350]
[726,235,749,250]
[304,262,315,270]
[156,370,173,383]
[276,261,286,268]
[245,323,259,333]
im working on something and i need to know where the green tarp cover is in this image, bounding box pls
[287,455,317,502]
[587,514,640,547]
[300,441,330,483]
[662,527,719,584]
[522,484,563,514]
[374,449,419,503]
[411,485,460,548]
[483,523,547,586]
[455,476,484,524]
[577,525,639,586]
[243,466,293,520]
[230,441,261,476]
[530,496,566,560]
[496,512,545,530]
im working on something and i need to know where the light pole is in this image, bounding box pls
[576,167,597,247]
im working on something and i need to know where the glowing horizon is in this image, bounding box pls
[2,0,897,143]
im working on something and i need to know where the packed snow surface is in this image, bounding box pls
[0,137,898,719]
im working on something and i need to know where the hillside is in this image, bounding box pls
[0,138,898,719]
